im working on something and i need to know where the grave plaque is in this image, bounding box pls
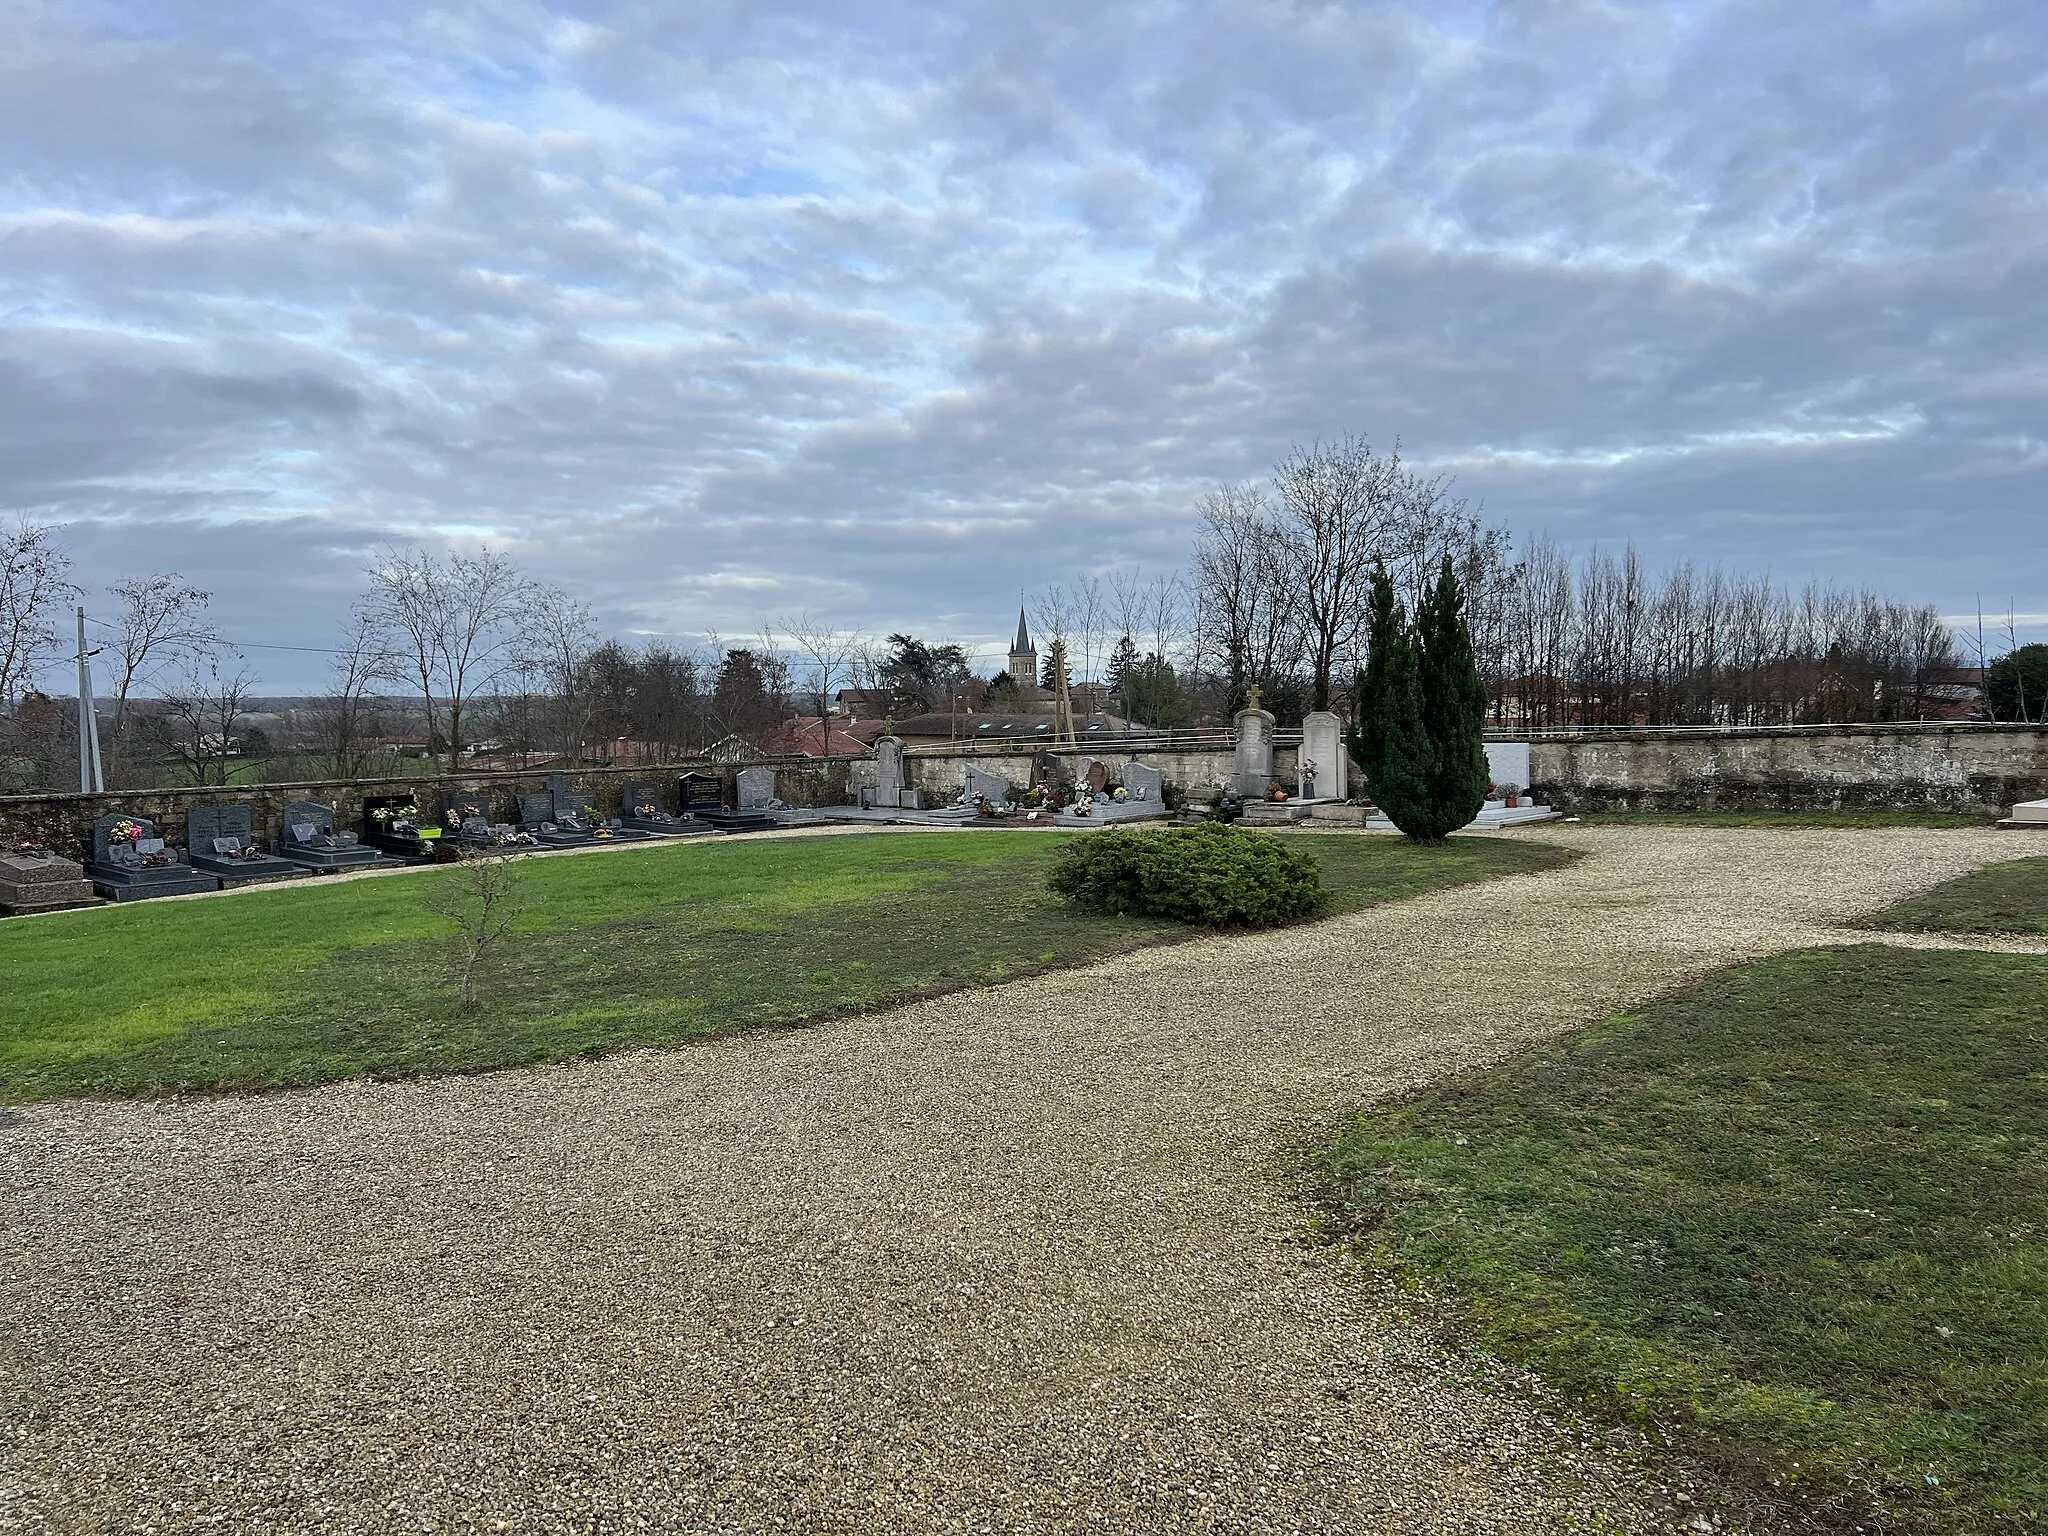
[1084,759,1111,796]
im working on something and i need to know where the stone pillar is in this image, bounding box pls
[1232,693,1277,798]
[1299,711,1346,801]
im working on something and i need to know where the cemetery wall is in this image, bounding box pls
[0,758,862,854]
[1527,724,2048,812]
[0,744,1282,854]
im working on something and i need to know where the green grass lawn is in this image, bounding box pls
[1863,855,2048,934]
[1312,945,2047,1535]
[1577,808,1997,829]
[0,829,1570,1103]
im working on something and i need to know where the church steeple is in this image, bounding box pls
[1007,607,1038,704]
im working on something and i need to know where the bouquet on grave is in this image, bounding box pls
[108,818,145,846]
[11,838,49,859]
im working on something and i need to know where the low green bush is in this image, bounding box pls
[1047,822,1326,926]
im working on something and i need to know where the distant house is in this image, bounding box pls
[704,733,765,763]
[831,688,894,718]
[757,716,877,756]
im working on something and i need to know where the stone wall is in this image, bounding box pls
[0,758,856,857]
[0,743,1290,857]
[1527,724,2048,813]
[10,726,2037,851]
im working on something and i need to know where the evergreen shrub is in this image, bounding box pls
[1047,823,1325,927]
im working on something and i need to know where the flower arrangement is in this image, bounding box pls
[11,838,49,859]
[108,818,145,846]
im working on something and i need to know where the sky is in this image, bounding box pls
[3,0,2044,691]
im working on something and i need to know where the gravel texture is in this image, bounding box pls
[1,824,2037,1535]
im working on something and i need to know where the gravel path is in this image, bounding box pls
[0,825,2032,1535]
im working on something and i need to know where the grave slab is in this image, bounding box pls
[186,804,307,886]
[276,802,392,872]
[85,813,219,900]
[0,845,102,916]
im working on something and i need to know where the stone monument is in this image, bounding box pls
[1298,710,1346,800]
[1122,760,1165,803]
[736,766,777,810]
[964,764,1011,804]
[868,734,920,810]
[0,845,99,916]
[1232,687,1277,799]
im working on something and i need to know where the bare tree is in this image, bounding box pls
[781,612,858,755]
[363,547,530,771]
[0,515,74,708]
[522,582,600,766]
[426,846,527,1010]
[102,573,217,778]
[307,605,396,778]
[158,655,259,786]
[1191,481,1301,710]
[1269,436,1404,710]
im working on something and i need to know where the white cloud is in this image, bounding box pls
[2,0,2045,683]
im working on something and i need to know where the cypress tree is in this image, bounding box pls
[1346,565,1432,834]
[1411,556,1491,840]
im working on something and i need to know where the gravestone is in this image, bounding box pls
[277,801,388,872]
[678,772,725,814]
[0,844,99,916]
[1122,760,1165,803]
[677,768,778,832]
[1083,759,1111,796]
[965,764,1011,804]
[620,779,709,836]
[870,735,908,809]
[1483,741,1532,795]
[186,803,304,886]
[1299,711,1347,800]
[361,793,445,862]
[736,766,777,811]
[85,812,217,901]
[516,791,590,847]
[1233,691,1277,798]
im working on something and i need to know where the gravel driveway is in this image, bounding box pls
[1,825,2034,1535]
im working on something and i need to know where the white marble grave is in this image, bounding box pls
[1299,710,1346,800]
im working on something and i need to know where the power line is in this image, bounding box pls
[80,612,357,656]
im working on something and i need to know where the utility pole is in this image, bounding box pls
[75,606,104,793]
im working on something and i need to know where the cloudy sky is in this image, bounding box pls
[4,0,2043,689]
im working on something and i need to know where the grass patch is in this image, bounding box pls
[1576,808,1998,829]
[0,829,1570,1102]
[1312,945,2048,1535]
[1863,856,2048,934]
